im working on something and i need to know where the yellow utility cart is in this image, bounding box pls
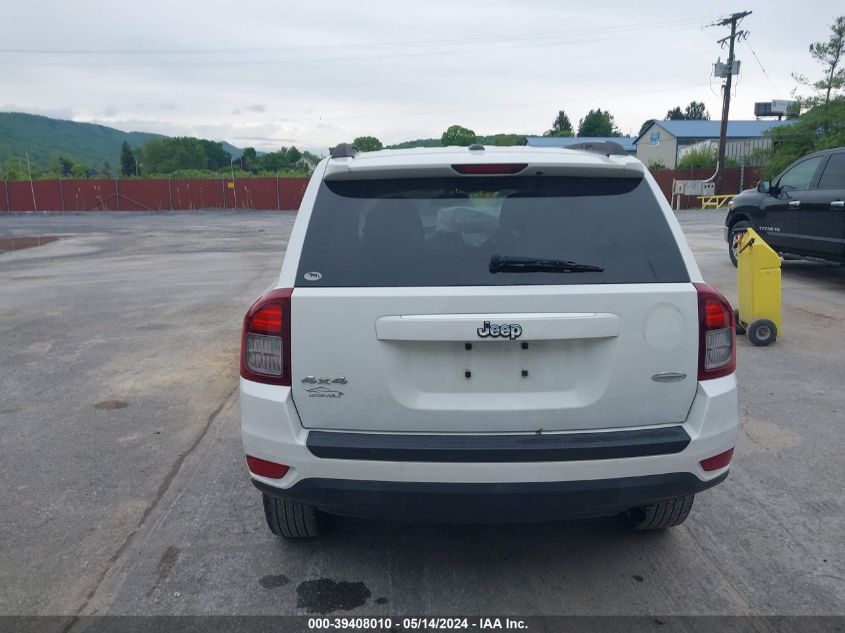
[735,228,781,346]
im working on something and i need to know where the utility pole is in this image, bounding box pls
[712,11,751,193]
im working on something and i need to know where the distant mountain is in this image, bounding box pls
[219,141,244,159]
[0,112,244,170]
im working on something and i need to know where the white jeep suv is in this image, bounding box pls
[240,142,737,538]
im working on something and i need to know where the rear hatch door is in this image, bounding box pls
[290,168,698,433]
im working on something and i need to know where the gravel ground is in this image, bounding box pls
[0,210,842,618]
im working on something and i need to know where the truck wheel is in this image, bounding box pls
[734,309,746,335]
[747,319,777,346]
[627,494,694,530]
[729,221,750,267]
[262,493,322,538]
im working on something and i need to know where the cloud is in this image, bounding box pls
[2,0,841,146]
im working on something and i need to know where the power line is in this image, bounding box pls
[742,37,780,94]
[0,15,711,56]
[0,24,708,68]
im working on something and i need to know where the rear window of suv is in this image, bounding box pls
[295,175,689,287]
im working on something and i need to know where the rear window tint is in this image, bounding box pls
[295,176,689,287]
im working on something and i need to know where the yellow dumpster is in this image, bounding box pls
[736,228,781,346]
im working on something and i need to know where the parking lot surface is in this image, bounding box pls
[0,211,843,616]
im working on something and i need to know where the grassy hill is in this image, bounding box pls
[0,112,243,172]
[0,110,532,177]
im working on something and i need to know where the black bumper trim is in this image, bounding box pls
[306,426,691,463]
[253,472,727,522]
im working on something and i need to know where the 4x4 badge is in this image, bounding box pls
[302,376,348,385]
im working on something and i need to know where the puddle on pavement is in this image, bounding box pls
[259,574,291,589]
[94,399,129,410]
[296,578,371,614]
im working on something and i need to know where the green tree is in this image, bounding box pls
[198,139,231,170]
[57,156,74,177]
[483,133,524,146]
[253,146,310,173]
[764,100,845,178]
[665,106,685,120]
[285,146,302,165]
[353,136,383,152]
[302,150,322,165]
[792,16,845,105]
[259,147,289,172]
[101,161,113,177]
[544,110,573,137]
[441,125,477,146]
[120,141,136,176]
[241,147,258,173]
[577,109,619,137]
[1,157,28,180]
[665,101,709,121]
[71,162,92,179]
[138,137,231,174]
[684,101,710,120]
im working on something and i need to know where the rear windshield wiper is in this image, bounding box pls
[489,254,604,274]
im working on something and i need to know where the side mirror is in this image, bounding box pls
[756,181,771,194]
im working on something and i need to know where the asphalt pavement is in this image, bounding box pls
[0,210,843,617]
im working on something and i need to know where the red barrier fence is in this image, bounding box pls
[0,167,758,212]
[0,177,311,212]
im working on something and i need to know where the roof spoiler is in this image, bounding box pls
[330,143,359,159]
[565,141,628,157]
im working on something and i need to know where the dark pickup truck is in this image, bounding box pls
[724,147,845,266]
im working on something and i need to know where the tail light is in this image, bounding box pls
[694,283,736,380]
[246,455,289,478]
[700,448,734,471]
[240,288,292,386]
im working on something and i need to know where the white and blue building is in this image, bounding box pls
[634,119,793,168]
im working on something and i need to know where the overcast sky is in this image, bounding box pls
[2,0,841,153]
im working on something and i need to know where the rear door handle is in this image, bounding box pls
[788,200,801,208]
[831,200,845,208]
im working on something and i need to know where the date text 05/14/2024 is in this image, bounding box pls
[307,617,528,630]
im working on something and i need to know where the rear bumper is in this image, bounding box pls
[241,373,738,519]
[306,425,691,462]
[253,472,728,522]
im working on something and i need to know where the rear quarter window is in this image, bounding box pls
[295,175,689,287]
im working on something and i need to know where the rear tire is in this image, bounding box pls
[627,494,695,530]
[729,221,750,267]
[262,493,322,538]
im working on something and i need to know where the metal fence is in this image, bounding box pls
[0,177,311,212]
[650,166,761,208]
[0,167,757,213]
